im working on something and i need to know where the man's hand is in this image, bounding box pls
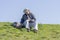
[31,19,35,22]
[27,19,35,22]
[26,19,30,22]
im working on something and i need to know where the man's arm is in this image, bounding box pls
[31,13,36,21]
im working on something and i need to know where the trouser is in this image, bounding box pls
[23,20,38,30]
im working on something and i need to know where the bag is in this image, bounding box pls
[12,22,22,28]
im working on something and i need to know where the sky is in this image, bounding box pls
[0,0,60,24]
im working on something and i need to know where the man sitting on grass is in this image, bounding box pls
[20,8,38,33]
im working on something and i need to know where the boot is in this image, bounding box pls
[34,29,38,33]
[27,28,30,32]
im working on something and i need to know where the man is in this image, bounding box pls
[20,8,38,33]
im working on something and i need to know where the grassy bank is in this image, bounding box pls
[0,22,60,40]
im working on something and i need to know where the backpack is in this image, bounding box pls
[11,22,25,28]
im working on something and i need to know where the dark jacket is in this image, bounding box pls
[20,13,36,24]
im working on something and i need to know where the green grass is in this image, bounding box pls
[0,22,60,40]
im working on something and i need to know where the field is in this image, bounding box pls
[0,22,60,40]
